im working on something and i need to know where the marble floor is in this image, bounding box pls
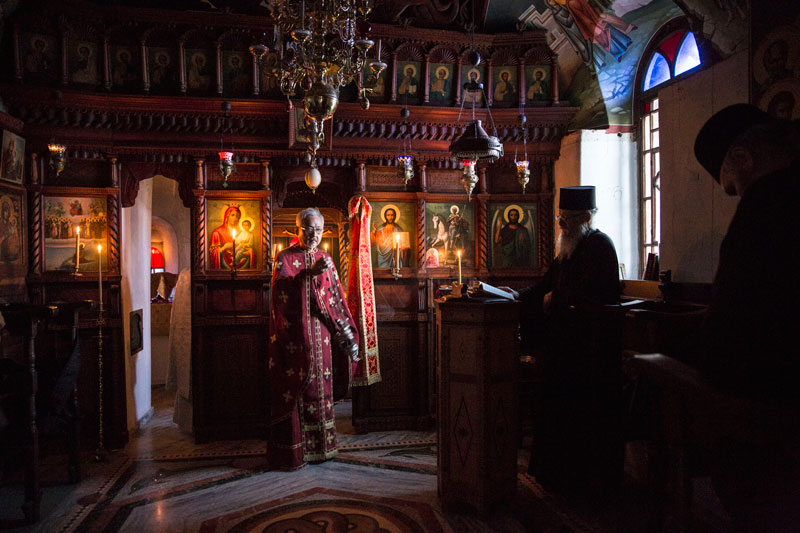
[1,387,728,532]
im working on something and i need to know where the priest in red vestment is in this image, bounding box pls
[268,207,359,470]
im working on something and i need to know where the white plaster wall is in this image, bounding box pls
[579,130,639,280]
[151,175,190,273]
[122,178,153,429]
[554,130,582,198]
[554,130,639,279]
[659,50,748,282]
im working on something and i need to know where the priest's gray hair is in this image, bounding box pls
[587,207,598,228]
[296,207,324,226]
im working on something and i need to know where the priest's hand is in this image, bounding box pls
[310,256,334,276]
[543,291,552,312]
[497,286,520,300]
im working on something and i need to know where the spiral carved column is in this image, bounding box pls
[339,219,349,290]
[193,195,205,274]
[107,193,120,273]
[416,198,426,268]
[263,196,271,272]
[477,198,488,271]
[29,191,43,274]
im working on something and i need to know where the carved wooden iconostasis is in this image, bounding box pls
[1,1,575,444]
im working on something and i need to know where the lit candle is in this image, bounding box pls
[75,226,81,271]
[457,250,462,286]
[231,229,237,270]
[395,233,400,268]
[97,244,103,310]
[324,242,329,253]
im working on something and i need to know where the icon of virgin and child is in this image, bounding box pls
[209,203,255,269]
[371,204,410,268]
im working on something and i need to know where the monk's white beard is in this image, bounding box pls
[557,223,591,260]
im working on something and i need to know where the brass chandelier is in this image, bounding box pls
[265,0,385,180]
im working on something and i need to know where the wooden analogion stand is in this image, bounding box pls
[436,297,520,514]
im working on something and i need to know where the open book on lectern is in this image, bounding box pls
[469,281,515,300]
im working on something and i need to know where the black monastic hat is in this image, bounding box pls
[693,103,774,182]
[559,186,596,210]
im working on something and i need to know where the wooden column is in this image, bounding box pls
[419,161,428,192]
[194,158,206,189]
[215,41,223,95]
[454,56,463,105]
[260,159,270,189]
[60,25,68,86]
[356,161,366,192]
[103,35,112,91]
[423,53,431,104]
[109,156,119,188]
[550,54,559,105]
[486,58,494,107]
[178,39,187,94]
[13,25,22,82]
[251,53,259,96]
[140,39,149,93]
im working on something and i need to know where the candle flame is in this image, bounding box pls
[97,244,102,253]
[324,243,328,251]
[231,229,237,239]
[457,250,461,258]
[395,233,400,244]
[278,244,282,251]
[76,227,80,235]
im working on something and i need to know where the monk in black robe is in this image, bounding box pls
[509,186,621,495]
[694,104,800,531]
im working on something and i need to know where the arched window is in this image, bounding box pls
[642,30,701,91]
[635,21,703,277]
[151,247,165,273]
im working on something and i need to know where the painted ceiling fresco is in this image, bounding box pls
[491,0,749,128]
[1,0,755,129]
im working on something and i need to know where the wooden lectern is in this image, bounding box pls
[436,298,520,514]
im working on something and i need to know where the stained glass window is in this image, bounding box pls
[641,30,701,91]
[674,32,701,76]
[644,53,671,91]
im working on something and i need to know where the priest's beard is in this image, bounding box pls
[557,222,591,260]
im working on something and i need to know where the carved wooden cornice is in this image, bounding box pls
[0,109,24,133]
[3,88,576,162]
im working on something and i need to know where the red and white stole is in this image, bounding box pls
[346,195,381,386]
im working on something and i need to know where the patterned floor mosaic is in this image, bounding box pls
[2,388,719,532]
